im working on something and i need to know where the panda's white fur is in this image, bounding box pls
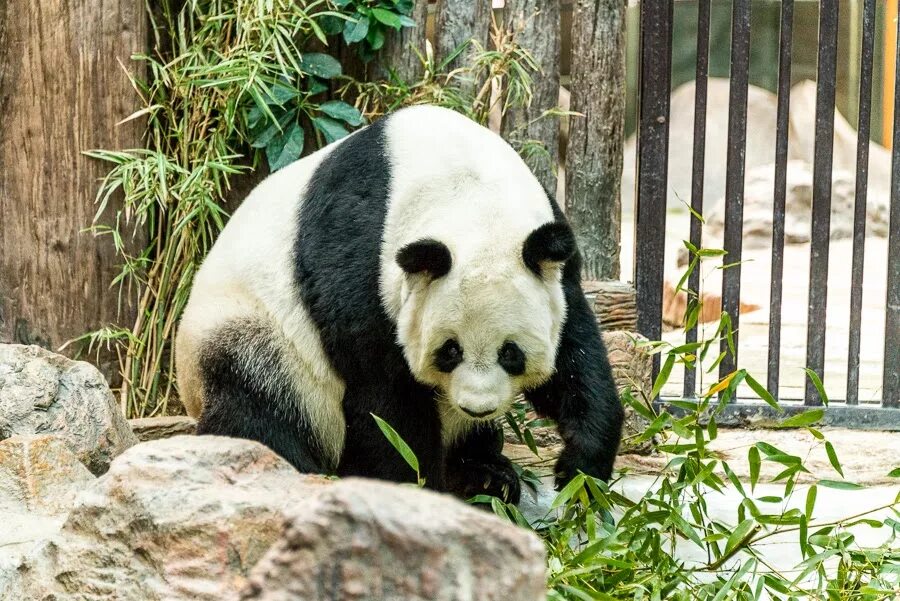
[177,105,565,463]
[379,107,566,444]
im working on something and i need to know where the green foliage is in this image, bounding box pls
[508,242,900,598]
[327,0,416,61]
[371,413,425,487]
[79,0,372,416]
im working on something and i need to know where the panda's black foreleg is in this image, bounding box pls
[336,380,446,489]
[526,261,624,490]
[445,424,521,504]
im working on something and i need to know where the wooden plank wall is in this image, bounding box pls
[0,1,145,361]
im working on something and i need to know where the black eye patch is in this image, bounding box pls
[498,342,526,375]
[434,339,463,373]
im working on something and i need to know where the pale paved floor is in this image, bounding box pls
[621,210,888,403]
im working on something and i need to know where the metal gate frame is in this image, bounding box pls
[634,0,900,429]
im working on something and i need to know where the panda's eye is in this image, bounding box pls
[498,341,526,375]
[434,339,464,373]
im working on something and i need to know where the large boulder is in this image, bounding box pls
[690,160,890,264]
[0,344,137,474]
[241,478,547,601]
[35,435,327,601]
[0,435,95,600]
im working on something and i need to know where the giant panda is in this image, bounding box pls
[175,105,623,503]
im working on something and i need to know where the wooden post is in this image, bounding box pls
[434,0,492,72]
[373,0,431,83]
[0,1,145,353]
[565,0,626,281]
[500,1,561,194]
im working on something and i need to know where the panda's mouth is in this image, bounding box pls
[460,407,495,419]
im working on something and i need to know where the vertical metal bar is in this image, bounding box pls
[684,0,711,399]
[804,2,839,406]
[847,0,877,405]
[767,0,794,398]
[719,0,752,385]
[884,3,900,409]
[635,0,674,381]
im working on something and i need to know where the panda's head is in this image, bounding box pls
[394,221,575,421]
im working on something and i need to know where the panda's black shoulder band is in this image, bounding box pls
[522,221,576,275]
[396,238,452,279]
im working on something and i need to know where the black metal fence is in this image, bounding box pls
[634,0,900,428]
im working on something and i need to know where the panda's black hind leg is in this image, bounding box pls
[445,423,521,505]
[195,321,327,473]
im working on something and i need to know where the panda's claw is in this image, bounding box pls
[447,454,521,505]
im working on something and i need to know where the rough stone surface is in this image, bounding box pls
[0,435,95,600]
[684,160,890,267]
[129,415,198,441]
[621,79,894,215]
[602,331,656,455]
[241,478,547,601]
[35,435,327,601]
[0,344,138,475]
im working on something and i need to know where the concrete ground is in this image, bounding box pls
[621,209,890,403]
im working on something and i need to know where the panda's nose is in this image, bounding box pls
[461,407,494,418]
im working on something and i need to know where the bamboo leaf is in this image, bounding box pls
[744,373,782,413]
[650,353,675,399]
[776,409,824,428]
[817,479,864,490]
[371,413,420,480]
[749,446,760,491]
[805,485,817,518]
[724,519,757,556]
[825,441,844,477]
[803,368,830,406]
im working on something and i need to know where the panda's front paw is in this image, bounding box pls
[553,444,614,491]
[447,454,521,505]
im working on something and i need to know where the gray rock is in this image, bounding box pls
[34,435,327,601]
[603,331,656,455]
[690,160,890,266]
[129,415,197,441]
[0,435,95,601]
[0,344,137,475]
[241,478,547,601]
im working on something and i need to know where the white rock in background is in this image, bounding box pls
[0,344,138,475]
[693,160,890,265]
[40,435,324,601]
[241,478,547,601]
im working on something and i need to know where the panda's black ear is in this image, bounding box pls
[396,239,452,279]
[522,221,576,276]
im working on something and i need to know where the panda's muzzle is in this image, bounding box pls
[460,407,495,418]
